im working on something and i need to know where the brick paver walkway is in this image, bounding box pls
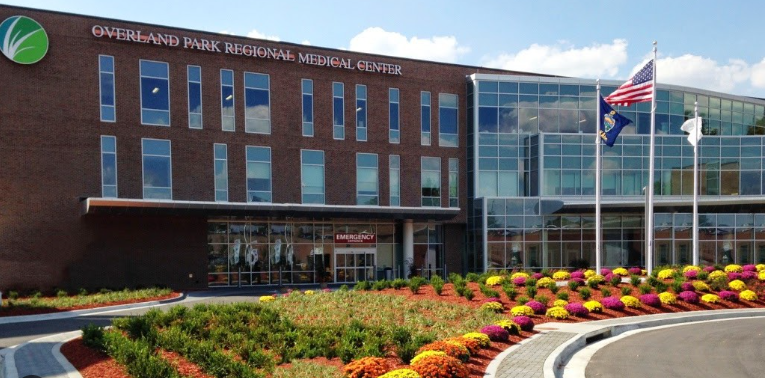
[494,331,576,378]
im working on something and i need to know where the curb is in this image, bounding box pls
[51,331,83,378]
[543,307,765,378]
[0,292,186,325]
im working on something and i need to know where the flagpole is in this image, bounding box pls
[692,102,699,266]
[646,42,657,276]
[595,80,602,275]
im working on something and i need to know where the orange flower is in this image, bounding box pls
[343,356,391,378]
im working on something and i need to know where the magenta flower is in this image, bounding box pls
[525,300,546,314]
[601,268,613,276]
[512,276,527,286]
[571,277,586,285]
[564,302,589,317]
[727,272,742,281]
[743,264,757,272]
[639,293,661,307]
[532,273,544,280]
[719,290,739,302]
[480,325,509,341]
[604,273,614,282]
[628,267,642,275]
[684,270,698,279]
[703,265,716,273]
[678,291,699,303]
[600,296,625,310]
[512,316,535,332]
[570,271,585,279]
[742,271,757,280]
[681,282,695,292]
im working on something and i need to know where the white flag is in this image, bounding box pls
[680,117,703,146]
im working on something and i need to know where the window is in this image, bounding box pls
[301,150,325,204]
[439,93,458,147]
[220,69,235,131]
[302,79,313,136]
[140,60,170,126]
[449,158,458,207]
[333,83,344,139]
[99,55,115,122]
[142,139,171,199]
[188,65,202,129]
[421,157,441,207]
[244,72,271,134]
[357,153,378,205]
[421,91,431,145]
[390,155,401,206]
[389,88,400,143]
[246,146,272,203]
[356,84,367,141]
[100,136,117,197]
[214,144,228,202]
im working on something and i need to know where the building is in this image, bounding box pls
[2,5,765,290]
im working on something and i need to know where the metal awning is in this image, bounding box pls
[81,198,461,221]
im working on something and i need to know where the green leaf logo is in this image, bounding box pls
[0,15,49,64]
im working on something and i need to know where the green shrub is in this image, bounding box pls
[600,288,612,297]
[465,272,480,283]
[56,289,68,298]
[8,291,18,300]
[540,268,552,277]
[82,324,105,351]
[547,282,559,294]
[526,278,538,288]
[391,278,407,290]
[408,277,427,294]
[479,283,500,298]
[647,276,661,287]
[630,275,641,286]
[354,281,371,291]
[339,285,349,292]
[503,284,518,301]
[654,282,668,293]
[397,334,434,364]
[99,288,112,294]
[371,280,390,291]
[31,290,42,299]
[697,271,709,281]
[78,288,88,296]
[567,280,580,291]
[638,284,653,295]
[103,331,184,378]
[430,276,444,295]
[609,275,622,287]
[578,287,591,300]
[463,288,475,301]
[670,280,684,294]
[587,279,600,289]
[517,296,529,305]
[534,294,550,306]
[620,286,632,296]
[709,277,728,292]
[447,273,462,283]
[526,285,538,299]
[556,291,569,301]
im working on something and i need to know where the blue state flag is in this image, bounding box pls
[599,96,633,147]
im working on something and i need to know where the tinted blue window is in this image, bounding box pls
[189,83,202,112]
[421,106,431,132]
[100,73,114,106]
[140,61,168,78]
[334,97,344,125]
[479,107,499,133]
[390,103,399,130]
[440,107,458,134]
[141,77,169,109]
[303,94,313,122]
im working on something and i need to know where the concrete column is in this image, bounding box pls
[403,220,414,276]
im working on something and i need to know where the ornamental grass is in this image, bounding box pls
[495,320,521,336]
[678,291,700,304]
[461,332,491,348]
[724,264,743,273]
[343,356,391,378]
[379,369,421,378]
[411,355,469,378]
[639,293,661,307]
[525,300,546,314]
[564,302,589,317]
[729,279,747,291]
[620,295,641,308]
[658,292,677,305]
[701,293,721,303]
[512,316,535,332]
[545,306,569,320]
[416,341,470,363]
[600,296,625,310]
[740,290,758,301]
[510,305,534,316]
[479,325,509,342]
[552,271,571,280]
[718,291,739,302]
[480,301,504,313]
[485,276,505,286]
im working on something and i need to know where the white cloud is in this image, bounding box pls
[749,58,765,89]
[301,40,312,46]
[247,29,280,42]
[651,55,750,94]
[483,39,628,78]
[347,27,469,62]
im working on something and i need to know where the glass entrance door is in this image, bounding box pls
[335,247,375,283]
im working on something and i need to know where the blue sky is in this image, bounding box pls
[4,0,765,97]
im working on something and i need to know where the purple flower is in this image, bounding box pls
[678,291,699,304]
[628,267,642,275]
[600,296,625,310]
[604,273,614,282]
[742,271,757,280]
[719,290,739,302]
[512,316,535,332]
[570,271,585,280]
[727,272,742,281]
[571,278,586,285]
[684,270,698,279]
[484,297,501,303]
[681,282,695,292]
[743,264,757,272]
[512,276,527,286]
[703,265,716,273]
[525,300,546,314]
[480,325,510,341]
[601,268,613,276]
[532,273,544,280]
[639,293,661,307]
[564,302,589,317]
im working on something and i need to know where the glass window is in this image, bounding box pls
[187,65,202,129]
[389,88,400,143]
[246,146,272,203]
[244,72,270,134]
[356,84,367,141]
[100,135,117,197]
[220,69,235,131]
[140,60,170,126]
[99,55,115,122]
[449,158,458,208]
[214,144,228,202]
[439,93,458,147]
[333,82,344,139]
[421,91,431,145]
[302,150,325,204]
[421,157,441,207]
[142,139,171,199]
[357,153,378,205]
[390,155,401,206]
[302,79,313,137]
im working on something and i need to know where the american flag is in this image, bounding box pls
[605,60,653,107]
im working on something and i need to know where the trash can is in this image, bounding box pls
[385,267,393,280]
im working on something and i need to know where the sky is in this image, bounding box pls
[4,0,765,98]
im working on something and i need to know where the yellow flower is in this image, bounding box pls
[756,264,765,272]
[510,272,530,280]
[759,271,765,281]
[462,332,491,348]
[728,280,747,291]
[701,294,720,303]
[658,292,677,305]
[620,295,641,308]
[724,264,743,273]
[740,290,758,301]
[486,276,505,286]
[641,269,647,276]
[692,281,710,292]
[304,290,315,295]
[379,369,421,378]
[410,350,447,365]
[708,270,727,280]
[612,267,629,276]
[536,277,555,287]
[545,306,569,319]
[583,300,603,313]
[259,295,275,302]
[553,299,568,307]
[552,271,571,280]
[657,269,675,280]
[588,274,605,284]
[583,269,596,279]
[510,305,534,316]
[682,265,701,273]
[481,301,504,313]
[495,320,521,335]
